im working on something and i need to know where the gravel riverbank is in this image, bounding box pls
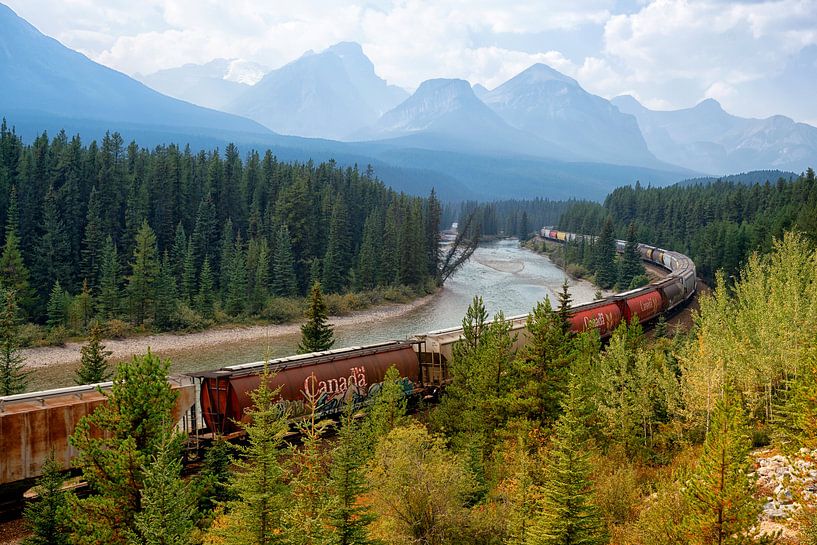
[22,293,437,370]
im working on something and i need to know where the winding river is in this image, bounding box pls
[27,239,602,390]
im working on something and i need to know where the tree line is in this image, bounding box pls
[0,121,442,338]
[444,198,584,240]
[557,169,817,284]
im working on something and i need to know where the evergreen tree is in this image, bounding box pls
[33,187,73,309]
[328,405,377,545]
[356,211,381,291]
[46,281,70,329]
[127,221,160,325]
[196,438,235,515]
[619,223,645,289]
[76,280,93,332]
[271,225,298,297]
[225,235,248,316]
[365,365,408,444]
[424,189,441,277]
[195,257,216,318]
[516,297,572,424]
[594,217,617,290]
[81,187,105,289]
[0,289,27,395]
[212,364,290,545]
[75,321,111,385]
[528,379,607,545]
[251,238,271,314]
[154,251,178,330]
[322,197,351,294]
[96,236,120,320]
[218,218,235,297]
[180,241,196,306]
[70,351,177,545]
[298,281,334,353]
[557,279,573,332]
[0,186,33,315]
[23,452,70,545]
[682,387,764,545]
[131,431,196,545]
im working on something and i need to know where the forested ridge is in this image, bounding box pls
[0,121,442,337]
[558,169,817,283]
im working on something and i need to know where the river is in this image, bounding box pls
[26,239,601,390]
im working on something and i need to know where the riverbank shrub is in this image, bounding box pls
[261,297,304,323]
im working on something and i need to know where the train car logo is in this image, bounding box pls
[583,311,613,332]
[305,366,368,397]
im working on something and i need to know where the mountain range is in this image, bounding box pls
[1,2,814,202]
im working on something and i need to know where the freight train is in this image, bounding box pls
[0,229,696,508]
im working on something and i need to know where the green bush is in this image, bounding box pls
[567,263,589,278]
[46,325,70,346]
[261,297,304,323]
[173,304,211,332]
[104,319,133,339]
[628,274,650,289]
[18,323,47,347]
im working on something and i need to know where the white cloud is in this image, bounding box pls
[3,0,817,123]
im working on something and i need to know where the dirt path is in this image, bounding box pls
[22,293,437,370]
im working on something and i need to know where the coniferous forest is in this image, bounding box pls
[557,170,817,284]
[0,122,442,338]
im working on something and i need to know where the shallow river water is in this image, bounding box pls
[28,239,601,389]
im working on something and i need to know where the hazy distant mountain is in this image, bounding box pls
[0,3,269,138]
[227,42,407,139]
[138,59,267,110]
[472,83,490,100]
[356,78,568,158]
[612,95,817,174]
[481,64,657,166]
[675,169,799,187]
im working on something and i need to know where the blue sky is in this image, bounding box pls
[6,0,817,124]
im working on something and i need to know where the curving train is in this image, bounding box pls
[0,229,696,508]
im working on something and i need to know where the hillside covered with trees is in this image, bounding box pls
[557,169,817,284]
[0,122,442,341]
[23,231,817,544]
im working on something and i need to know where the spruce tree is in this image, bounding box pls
[557,278,573,332]
[96,236,120,321]
[365,365,408,444]
[23,452,70,545]
[212,364,290,545]
[46,281,70,329]
[218,218,235,297]
[154,251,179,330]
[619,223,645,289]
[682,387,764,544]
[594,216,617,290]
[80,187,104,289]
[328,405,377,545]
[76,279,93,332]
[195,257,215,318]
[0,186,33,316]
[528,379,607,545]
[272,224,298,297]
[225,235,248,316]
[298,281,334,354]
[170,223,188,290]
[131,431,197,545]
[322,197,350,294]
[75,321,111,385]
[33,186,73,304]
[252,238,271,313]
[356,211,381,291]
[127,221,160,325]
[180,240,196,306]
[0,289,27,395]
[70,351,177,545]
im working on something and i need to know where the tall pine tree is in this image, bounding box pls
[298,281,334,354]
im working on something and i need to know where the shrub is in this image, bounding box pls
[173,304,211,332]
[104,319,133,339]
[45,325,70,346]
[18,323,47,347]
[261,297,303,323]
[567,263,589,278]
[628,274,650,289]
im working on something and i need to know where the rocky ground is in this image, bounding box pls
[754,448,817,541]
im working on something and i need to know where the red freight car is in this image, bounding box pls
[568,301,622,337]
[195,341,421,435]
[621,288,663,323]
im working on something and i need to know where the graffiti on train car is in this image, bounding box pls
[284,371,415,417]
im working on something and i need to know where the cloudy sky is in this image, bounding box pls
[6,0,817,124]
